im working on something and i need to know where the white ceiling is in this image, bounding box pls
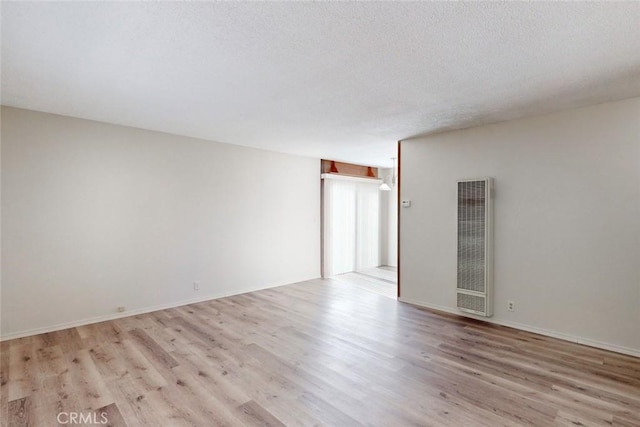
[2,2,639,167]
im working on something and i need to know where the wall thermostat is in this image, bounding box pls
[401,200,411,208]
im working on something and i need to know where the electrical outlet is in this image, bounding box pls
[193,281,200,291]
[507,300,515,312]
[118,306,125,313]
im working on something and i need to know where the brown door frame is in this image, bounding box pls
[397,141,401,299]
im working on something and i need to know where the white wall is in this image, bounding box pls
[399,98,640,356]
[387,173,398,267]
[1,107,321,339]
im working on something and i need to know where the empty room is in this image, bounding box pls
[1,2,639,426]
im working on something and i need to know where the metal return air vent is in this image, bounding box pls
[456,178,493,317]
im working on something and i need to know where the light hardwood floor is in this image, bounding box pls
[332,266,397,299]
[1,278,639,426]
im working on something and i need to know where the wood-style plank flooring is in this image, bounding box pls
[1,278,639,426]
[332,266,397,299]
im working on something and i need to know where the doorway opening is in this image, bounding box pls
[321,160,398,298]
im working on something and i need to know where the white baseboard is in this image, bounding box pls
[398,296,640,358]
[1,278,318,342]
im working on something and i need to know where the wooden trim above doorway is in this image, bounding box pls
[321,159,379,179]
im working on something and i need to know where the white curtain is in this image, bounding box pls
[356,182,380,271]
[323,176,380,276]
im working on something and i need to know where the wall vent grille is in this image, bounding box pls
[457,293,486,314]
[457,178,493,317]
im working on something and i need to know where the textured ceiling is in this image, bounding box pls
[2,2,639,167]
